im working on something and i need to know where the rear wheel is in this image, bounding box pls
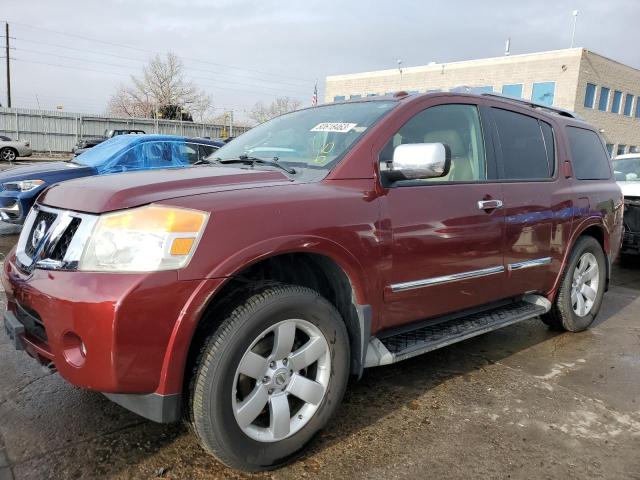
[190,284,350,471]
[0,147,17,163]
[541,236,606,332]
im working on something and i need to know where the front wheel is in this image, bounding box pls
[190,284,350,471]
[0,147,17,163]
[541,236,607,332]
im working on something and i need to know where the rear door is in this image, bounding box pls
[487,106,570,297]
[380,100,507,329]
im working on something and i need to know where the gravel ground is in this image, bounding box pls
[0,243,639,479]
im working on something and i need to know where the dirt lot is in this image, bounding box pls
[1,233,639,479]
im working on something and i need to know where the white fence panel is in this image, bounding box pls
[0,107,249,153]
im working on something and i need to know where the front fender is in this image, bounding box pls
[159,235,373,395]
[200,234,371,305]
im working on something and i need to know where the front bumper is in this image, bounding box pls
[2,253,225,422]
[17,147,33,157]
[0,195,28,223]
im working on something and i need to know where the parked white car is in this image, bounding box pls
[0,135,33,162]
[613,153,640,260]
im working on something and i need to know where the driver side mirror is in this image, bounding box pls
[382,143,451,182]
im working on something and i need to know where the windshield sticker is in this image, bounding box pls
[312,142,335,165]
[310,122,357,133]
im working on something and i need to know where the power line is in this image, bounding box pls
[13,46,311,95]
[11,58,305,100]
[12,52,308,97]
[12,36,312,89]
[4,20,313,83]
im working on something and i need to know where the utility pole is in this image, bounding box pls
[5,22,11,108]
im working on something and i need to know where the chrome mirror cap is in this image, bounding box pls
[383,143,451,181]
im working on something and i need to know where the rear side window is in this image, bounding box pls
[566,127,612,180]
[492,108,553,179]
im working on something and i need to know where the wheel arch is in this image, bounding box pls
[550,218,610,299]
[158,242,374,397]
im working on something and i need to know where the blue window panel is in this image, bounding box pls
[502,84,523,98]
[598,87,610,111]
[637,100,640,118]
[584,83,596,108]
[471,86,493,93]
[606,144,614,157]
[623,94,634,116]
[407,90,419,95]
[612,91,622,113]
[426,89,441,93]
[532,82,555,106]
[333,95,345,101]
[350,94,362,99]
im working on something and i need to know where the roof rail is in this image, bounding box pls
[481,93,582,119]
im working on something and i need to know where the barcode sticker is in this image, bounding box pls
[310,122,357,133]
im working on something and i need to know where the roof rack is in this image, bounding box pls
[481,93,582,119]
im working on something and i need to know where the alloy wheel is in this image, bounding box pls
[232,319,331,442]
[571,252,599,317]
[1,149,16,162]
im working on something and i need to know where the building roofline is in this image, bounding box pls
[581,49,640,75]
[326,48,585,81]
[326,47,640,82]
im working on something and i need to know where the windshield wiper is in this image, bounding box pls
[215,155,296,174]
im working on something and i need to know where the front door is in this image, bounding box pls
[380,102,506,329]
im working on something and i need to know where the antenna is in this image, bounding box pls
[570,10,579,48]
[397,59,403,79]
[505,38,511,56]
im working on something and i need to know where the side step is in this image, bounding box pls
[364,295,550,367]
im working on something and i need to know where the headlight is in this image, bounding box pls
[78,205,209,272]
[2,179,45,192]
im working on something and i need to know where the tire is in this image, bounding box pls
[541,236,607,332]
[0,147,17,163]
[190,283,350,471]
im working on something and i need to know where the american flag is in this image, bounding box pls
[312,82,318,106]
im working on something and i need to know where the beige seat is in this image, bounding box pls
[423,129,474,181]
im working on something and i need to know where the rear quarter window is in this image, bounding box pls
[566,127,612,180]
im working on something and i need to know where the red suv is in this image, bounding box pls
[3,93,622,471]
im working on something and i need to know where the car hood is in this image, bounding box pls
[0,161,95,183]
[38,166,292,213]
[618,181,640,198]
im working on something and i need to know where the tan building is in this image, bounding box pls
[325,48,640,156]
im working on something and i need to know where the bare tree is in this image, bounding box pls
[249,97,302,125]
[108,53,212,120]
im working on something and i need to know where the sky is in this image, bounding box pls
[1,0,639,122]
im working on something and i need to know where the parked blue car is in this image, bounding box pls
[0,135,223,224]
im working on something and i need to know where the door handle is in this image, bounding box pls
[477,199,503,210]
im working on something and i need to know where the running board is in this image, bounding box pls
[364,295,550,367]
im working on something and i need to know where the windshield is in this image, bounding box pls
[73,135,136,167]
[613,157,640,181]
[211,101,396,171]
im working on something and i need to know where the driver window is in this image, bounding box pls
[380,104,487,183]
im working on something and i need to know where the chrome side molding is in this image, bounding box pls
[508,257,552,271]
[390,265,504,293]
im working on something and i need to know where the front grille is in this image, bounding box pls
[624,198,640,233]
[50,217,81,261]
[24,210,58,257]
[15,302,47,343]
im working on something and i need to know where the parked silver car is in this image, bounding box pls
[0,135,33,162]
